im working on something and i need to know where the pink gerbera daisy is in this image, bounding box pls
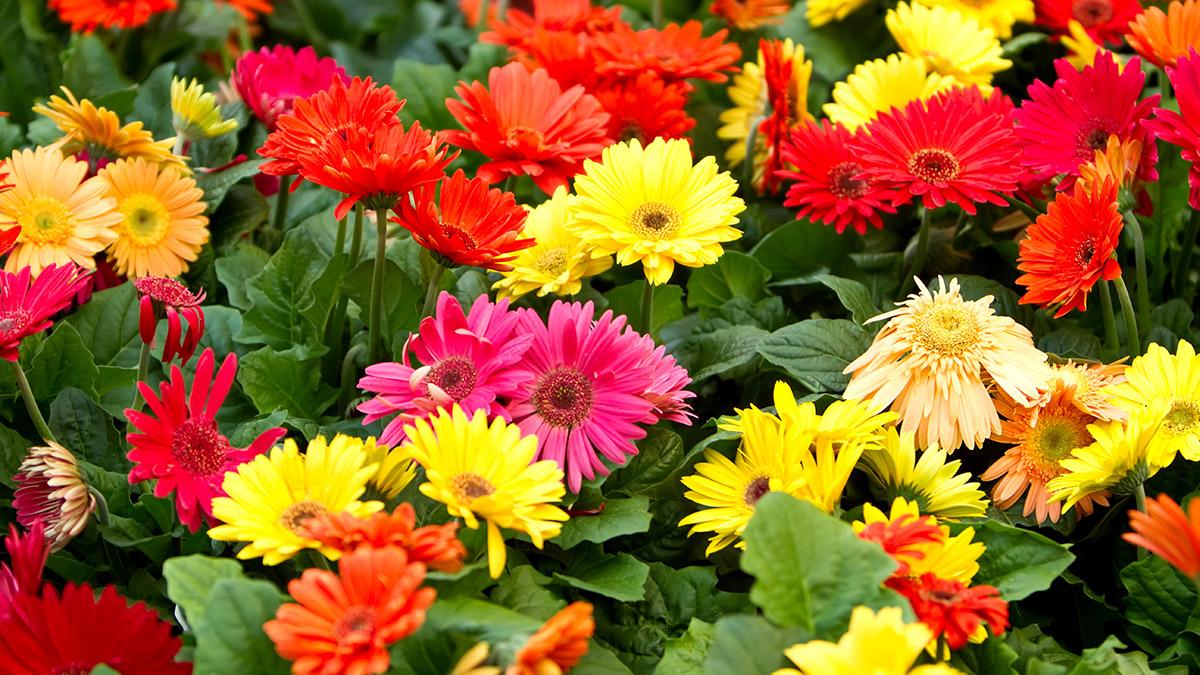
[358,292,533,446]
[0,263,90,362]
[0,521,47,618]
[632,332,695,425]
[1015,53,1159,188]
[507,301,658,492]
[1147,50,1200,208]
[125,348,285,531]
[134,276,205,365]
[232,45,349,131]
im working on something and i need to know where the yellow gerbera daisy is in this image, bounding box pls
[777,606,964,675]
[914,0,1033,38]
[362,438,416,501]
[401,405,568,579]
[1062,19,1113,70]
[718,381,897,451]
[855,498,984,584]
[1106,340,1200,461]
[33,87,185,170]
[807,0,873,27]
[569,137,745,286]
[887,2,1011,90]
[0,146,120,275]
[492,187,612,300]
[859,428,990,519]
[209,435,383,565]
[171,77,239,141]
[98,158,209,278]
[823,54,958,131]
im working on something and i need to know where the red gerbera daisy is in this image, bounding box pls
[134,276,205,365]
[48,0,175,33]
[1147,50,1200,208]
[482,0,623,53]
[758,38,813,195]
[1015,53,1159,189]
[888,573,1009,650]
[444,63,612,195]
[0,521,47,617]
[0,263,90,362]
[1016,179,1123,317]
[849,88,1024,214]
[1125,493,1200,579]
[302,503,467,573]
[391,170,532,270]
[1035,0,1143,46]
[855,513,944,576]
[592,73,696,143]
[0,583,190,674]
[125,348,286,532]
[519,28,604,90]
[594,21,742,84]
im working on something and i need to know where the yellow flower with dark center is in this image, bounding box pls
[33,87,185,170]
[860,427,989,519]
[362,438,417,501]
[777,606,965,675]
[171,77,239,141]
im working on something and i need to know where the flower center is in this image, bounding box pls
[1164,400,1200,436]
[629,202,681,240]
[133,276,200,306]
[120,194,173,246]
[1074,237,1097,268]
[16,195,74,244]
[451,472,496,501]
[1075,121,1118,160]
[907,148,960,183]
[279,500,327,535]
[170,417,229,477]
[333,606,378,642]
[533,247,569,275]
[1072,0,1113,25]
[827,161,868,199]
[506,125,546,152]
[0,309,31,338]
[532,366,595,428]
[743,476,771,506]
[921,587,963,605]
[911,305,981,355]
[441,224,478,251]
[427,356,478,401]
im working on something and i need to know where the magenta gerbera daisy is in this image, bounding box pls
[1147,50,1200,208]
[632,332,696,425]
[0,521,47,619]
[125,348,285,532]
[507,301,658,492]
[1015,52,1159,189]
[232,45,350,131]
[358,292,533,446]
[0,263,90,362]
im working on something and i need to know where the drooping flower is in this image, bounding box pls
[807,0,872,26]
[593,21,742,84]
[0,263,90,362]
[302,504,466,573]
[209,435,384,565]
[633,331,696,426]
[362,441,417,501]
[511,602,595,675]
[569,137,744,285]
[1124,493,1200,579]
[232,45,349,130]
[1107,340,1200,461]
[48,0,176,33]
[32,88,183,169]
[170,77,238,141]
[1078,135,1145,206]
[859,428,990,519]
[444,63,611,195]
[592,72,696,144]
[888,573,1009,650]
[0,583,190,675]
[1127,1,1200,67]
[855,498,985,583]
[776,606,947,675]
[887,2,1012,89]
[1147,52,1200,208]
[358,292,533,446]
[0,146,121,274]
[134,276,206,365]
[823,53,957,131]
[264,546,435,675]
[391,170,532,270]
[844,276,1051,451]
[914,0,1034,38]
[125,348,285,532]
[98,158,209,278]
[12,441,96,551]
[1035,0,1144,46]
[710,0,792,29]
[401,406,568,579]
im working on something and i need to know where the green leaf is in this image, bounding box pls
[656,619,715,675]
[967,520,1074,601]
[703,615,795,675]
[237,227,329,359]
[1039,328,1102,360]
[776,4,893,83]
[61,35,131,101]
[66,282,142,367]
[1067,637,1156,675]
[130,62,176,139]
[425,596,541,642]
[741,493,901,636]
[215,244,270,311]
[813,274,879,325]
[393,59,460,131]
[28,323,98,401]
[48,388,121,471]
[556,496,652,549]
[197,306,245,357]
[239,347,338,420]
[192,577,290,675]
[606,281,685,336]
[1121,555,1199,652]
[686,252,771,310]
[163,555,245,633]
[648,562,751,626]
[757,319,871,394]
[949,275,1024,320]
[555,551,651,602]
[574,643,636,675]
[605,428,686,497]
[662,320,768,382]
[0,423,30,488]
[492,565,565,621]
[750,220,853,282]
[195,159,266,215]
[342,258,422,348]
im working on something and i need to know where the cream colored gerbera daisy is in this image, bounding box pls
[823,54,959,131]
[887,2,1011,90]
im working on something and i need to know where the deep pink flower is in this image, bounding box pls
[358,292,533,446]
[1147,50,1200,208]
[632,332,695,425]
[0,264,90,362]
[125,348,285,532]
[134,277,205,365]
[0,521,48,620]
[233,45,350,131]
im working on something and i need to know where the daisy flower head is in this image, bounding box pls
[1078,135,1145,209]
[0,263,90,362]
[823,53,957,131]
[0,146,121,275]
[233,45,349,131]
[33,88,183,170]
[208,435,384,565]
[855,498,985,584]
[1062,19,1111,69]
[492,187,613,301]
[512,602,595,674]
[592,72,696,144]
[362,441,418,501]
[444,63,610,195]
[1124,493,1200,580]
[358,292,533,446]
[170,77,238,141]
[134,276,205,365]
[302,504,466,572]
[125,348,286,532]
[593,20,742,84]
[915,0,1034,38]
[711,0,792,29]
[1127,1,1200,68]
[808,0,873,26]
[0,521,48,611]
[634,331,695,425]
[1147,51,1200,209]
[888,573,1009,650]
[887,2,1012,89]
[12,441,96,552]
[401,405,568,579]
[1106,340,1200,460]
[391,169,532,271]
[48,0,175,33]
[844,276,1051,452]
[859,428,990,519]
[1035,0,1144,46]
[777,606,937,675]
[570,137,744,286]
[481,0,624,54]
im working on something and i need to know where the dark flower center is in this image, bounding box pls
[279,500,327,534]
[452,472,496,501]
[743,476,771,506]
[441,224,478,250]
[1072,0,1113,25]
[427,356,478,401]
[827,161,868,199]
[1074,237,1097,267]
[171,417,230,477]
[907,148,961,183]
[532,366,595,428]
[334,606,378,642]
[630,202,681,240]
[922,587,964,605]
[1075,120,1118,160]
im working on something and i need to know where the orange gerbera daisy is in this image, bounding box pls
[594,20,743,84]
[220,0,272,20]
[511,602,595,675]
[482,0,623,53]
[710,0,793,29]
[264,546,436,675]
[1079,135,1143,198]
[1125,493,1200,580]
[48,0,175,32]
[33,88,183,170]
[1127,0,1200,68]
[302,504,466,573]
[1015,179,1123,318]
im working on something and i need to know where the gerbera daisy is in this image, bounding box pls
[720,381,895,450]
[0,263,90,361]
[710,0,792,29]
[777,607,934,675]
[1078,135,1144,204]
[134,276,205,364]
[855,498,985,583]
[0,146,121,275]
[888,2,1011,89]
[1127,1,1200,67]
[0,583,189,675]
[401,405,568,579]
[482,0,624,54]
[569,137,744,285]
[264,546,435,675]
[12,441,97,551]
[888,573,1009,650]
[362,441,417,501]
[518,27,605,91]
[633,332,695,425]
[777,119,899,235]
[1147,52,1200,208]
[32,88,183,169]
[358,292,533,446]
[233,45,349,131]
[125,348,286,532]
[1063,19,1111,68]
[492,187,613,300]
[48,0,176,33]
[1124,493,1200,580]
[170,77,238,141]
[844,277,1051,452]
[208,435,384,565]
[859,428,990,519]
[391,170,532,270]
[848,87,1024,214]
[592,72,696,143]
[0,521,47,612]
[915,0,1034,38]
[98,158,209,278]
[593,21,742,84]
[853,505,944,576]
[444,63,611,195]
[1014,53,1158,188]
[807,0,872,26]
[511,602,594,674]
[302,504,466,572]
[1107,340,1200,460]
[1035,0,1144,46]
[823,54,957,131]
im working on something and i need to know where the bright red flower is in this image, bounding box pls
[710,0,793,29]
[593,73,696,143]
[392,170,532,270]
[233,45,349,131]
[302,503,467,573]
[1036,0,1143,46]
[758,38,812,195]
[593,21,743,84]
[849,88,1024,214]
[1125,494,1200,579]
[0,583,190,674]
[1016,179,1123,317]
[0,226,18,256]
[445,63,612,195]
[856,514,944,577]
[134,276,205,365]
[1148,51,1200,208]
[48,0,175,33]
[125,348,285,532]
[482,0,623,53]
[0,521,48,618]
[889,573,1009,649]
[0,263,90,362]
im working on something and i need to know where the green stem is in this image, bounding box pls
[651,0,663,26]
[1176,209,1200,303]
[339,343,368,414]
[1113,276,1141,359]
[350,204,365,268]
[131,341,152,413]
[12,361,54,443]
[1135,482,1148,560]
[368,211,388,363]
[1099,281,1118,351]
[273,176,291,232]
[88,486,111,526]
[321,214,350,352]
[171,135,186,161]
[898,207,934,300]
[640,282,655,335]
[936,633,948,662]
[1006,195,1042,222]
[422,262,447,319]
[1123,211,1150,342]
[476,0,490,29]
[304,548,332,571]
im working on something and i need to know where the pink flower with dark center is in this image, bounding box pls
[232,45,350,131]
[0,263,90,362]
[134,276,205,365]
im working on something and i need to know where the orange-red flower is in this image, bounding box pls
[1125,494,1200,579]
[888,573,1009,650]
[710,0,793,30]
[511,602,595,675]
[592,73,696,143]
[445,63,612,195]
[593,21,742,84]
[856,512,944,577]
[482,0,623,53]
[758,38,813,194]
[49,0,175,33]
[264,546,436,675]
[220,0,272,20]
[302,504,467,573]
[1015,179,1123,317]
[1127,1,1200,67]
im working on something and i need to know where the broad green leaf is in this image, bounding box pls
[686,252,771,310]
[342,258,422,349]
[1067,637,1156,675]
[967,520,1074,601]
[555,552,651,602]
[953,635,1020,675]
[66,283,142,367]
[605,428,685,497]
[757,319,871,394]
[813,274,879,325]
[574,643,636,675]
[237,227,329,359]
[606,281,685,336]
[425,596,541,642]
[197,306,246,358]
[1038,328,1102,361]
[163,555,245,633]
[129,62,176,139]
[703,615,796,675]
[192,577,289,675]
[387,627,462,675]
[195,159,266,215]
[239,347,338,420]
[0,423,30,488]
[656,619,715,675]
[48,388,121,471]
[1121,555,1199,653]
[62,35,131,102]
[556,496,652,549]
[492,565,565,621]
[648,562,751,626]
[750,220,853,282]
[215,244,270,311]
[948,275,1024,320]
[28,322,98,401]
[663,320,768,382]
[393,59,459,131]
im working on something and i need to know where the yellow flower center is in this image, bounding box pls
[912,304,980,355]
[17,195,74,244]
[452,472,496,501]
[533,247,569,275]
[1164,400,1200,436]
[278,500,327,535]
[120,194,173,246]
[630,202,681,240]
[743,475,771,506]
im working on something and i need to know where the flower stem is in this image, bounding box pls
[1006,195,1042,222]
[936,633,948,662]
[88,485,111,526]
[1099,281,1118,352]
[130,341,152,413]
[273,176,291,233]
[476,0,490,30]
[651,0,663,26]
[321,213,350,354]
[1135,482,1148,560]
[11,361,54,443]
[422,262,446,319]
[898,207,934,300]
[640,281,655,335]
[368,210,388,363]
[303,548,332,571]
[171,135,186,160]
[339,343,367,414]
[1123,211,1150,342]
[1113,276,1141,359]
[349,203,365,268]
[1176,209,1200,303]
